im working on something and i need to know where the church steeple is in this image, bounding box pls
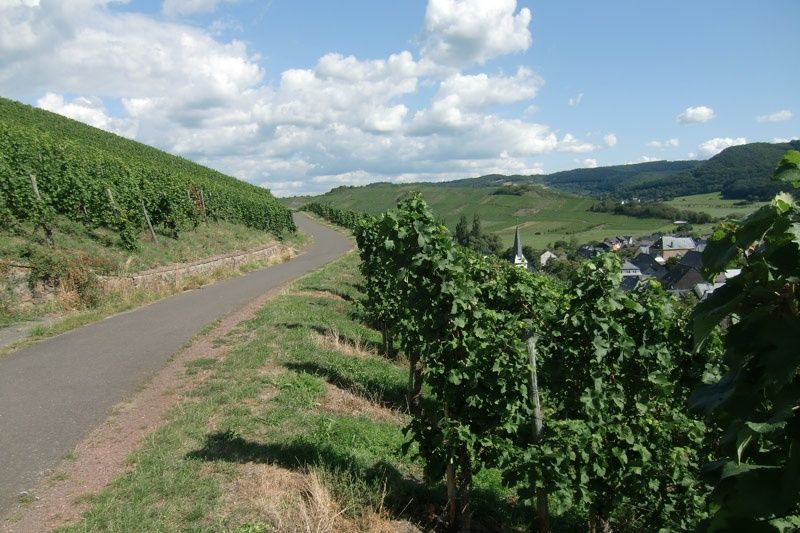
[512,226,529,269]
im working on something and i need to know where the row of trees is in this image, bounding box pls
[309,150,800,531]
[0,122,295,249]
[589,199,715,224]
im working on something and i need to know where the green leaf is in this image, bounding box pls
[773,150,800,188]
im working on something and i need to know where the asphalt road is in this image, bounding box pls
[0,213,351,514]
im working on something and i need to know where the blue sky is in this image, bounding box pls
[1,0,797,195]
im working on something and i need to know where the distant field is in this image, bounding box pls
[664,192,766,219]
[285,184,679,249]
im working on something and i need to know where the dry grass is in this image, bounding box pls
[318,383,406,425]
[224,464,417,532]
[293,290,346,302]
[312,327,376,359]
[225,464,348,532]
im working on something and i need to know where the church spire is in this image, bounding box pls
[513,226,529,269]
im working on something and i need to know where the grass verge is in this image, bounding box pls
[0,244,301,357]
[56,253,525,532]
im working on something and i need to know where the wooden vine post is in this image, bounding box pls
[140,198,158,244]
[106,187,118,215]
[526,334,550,532]
[29,174,53,244]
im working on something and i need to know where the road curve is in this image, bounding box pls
[0,213,351,514]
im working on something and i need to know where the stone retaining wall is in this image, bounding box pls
[1,243,294,308]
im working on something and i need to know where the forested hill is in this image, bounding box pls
[0,97,294,241]
[443,140,800,201]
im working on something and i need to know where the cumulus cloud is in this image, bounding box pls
[646,138,679,149]
[568,92,583,107]
[37,92,138,138]
[0,0,597,196]
[582,158,597,168]
[627,155,659,164]
[603,133,617,147]
[773,136,798,143]
[698,137,747,156]
[677,106,715,124]
[421,0,532,67]
[756,109,792,123]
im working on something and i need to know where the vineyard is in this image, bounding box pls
[0,97,295,250]
[307,151,800,531]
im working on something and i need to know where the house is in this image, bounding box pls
[661,264,706,296]
[597,239,624,252]
[620,276,641,291]
[678,250,704,271]
[578,245,600,258]
[695,238,708,252]
[512,226,529,269]
[540,251,557,267]
[694,282,725,301]
[621,261,642,277]
[651,236,696,259]
[631,253,667,281]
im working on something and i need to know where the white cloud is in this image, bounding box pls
[162,0,236,17]
[0,0,598,196]
[698,137,747,156]
[557,133,595,153]
[421,0,532,67]
[756,109,793,123]
[627,155,659,164]
[37,92,138,138]
[687,152,697,160]
[436,67,542,109]
[603,133,617,147]
[677,106,715,124]
[568,92,583,107]
[646,138,679,149]
[582,158,597,168]
[773,136,798,143]
[363,104,408,133]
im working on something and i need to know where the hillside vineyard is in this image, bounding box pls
[0,98,295,248]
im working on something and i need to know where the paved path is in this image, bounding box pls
[0,213,351,514]
[0,318,64,353]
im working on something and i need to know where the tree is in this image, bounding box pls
[455,214,469,246]
[470,213,482,240]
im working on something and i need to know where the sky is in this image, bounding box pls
[1,0,798,196]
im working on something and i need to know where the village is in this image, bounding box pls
[511,227,740,300]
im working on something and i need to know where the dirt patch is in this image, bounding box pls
[1,283,291,533]
[318,383,406,425]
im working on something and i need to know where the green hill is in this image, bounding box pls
[283,141,797,249]
[436,141,799,201]
[284,182,682,250]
